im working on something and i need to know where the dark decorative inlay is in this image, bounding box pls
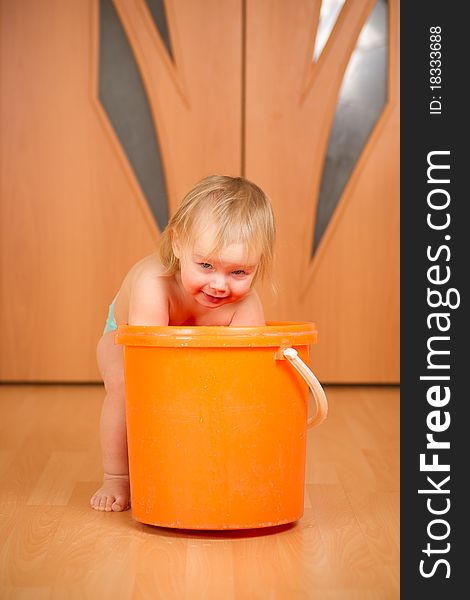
[144,0,174,60]
[99,0,169,231]
[312,0,388,256]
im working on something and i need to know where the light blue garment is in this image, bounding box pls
[103,296,118,335]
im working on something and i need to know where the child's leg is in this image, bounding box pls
[90,331,130,512]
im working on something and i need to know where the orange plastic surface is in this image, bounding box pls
[117,323,317,529]
[116,321,317,347]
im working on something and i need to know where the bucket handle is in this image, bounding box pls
[281,348,328,428]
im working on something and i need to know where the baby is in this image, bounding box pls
[90,175,276,511]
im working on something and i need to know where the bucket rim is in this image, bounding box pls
[115,321,317,348]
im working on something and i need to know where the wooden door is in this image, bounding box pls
[248,0,399,382]
[0,0,242,380]
[0,0,399,383]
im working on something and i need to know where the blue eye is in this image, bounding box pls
[200,262,212,269]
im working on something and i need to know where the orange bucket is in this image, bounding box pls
[116,322,328,529]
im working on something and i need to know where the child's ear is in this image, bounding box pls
[171,232,182,259]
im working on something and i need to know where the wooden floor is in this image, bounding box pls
[0,384,399,599]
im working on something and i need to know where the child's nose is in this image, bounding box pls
[209,274,227,292]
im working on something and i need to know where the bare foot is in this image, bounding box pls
[90,474,130,512]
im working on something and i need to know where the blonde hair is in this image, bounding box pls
[159,175,275,285]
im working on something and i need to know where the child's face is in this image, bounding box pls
[175,230,259,309]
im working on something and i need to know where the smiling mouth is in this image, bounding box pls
[202,291,228,303]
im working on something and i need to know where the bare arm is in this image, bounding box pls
[128,275,170,326]
[229,291,265,326]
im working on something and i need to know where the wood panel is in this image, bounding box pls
[247,0,400,382]
[0,383,399,596]
[1,0,399,383]
[112,0,242,211]
[0,0,241,380]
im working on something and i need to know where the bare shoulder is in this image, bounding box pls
[129,252,166,279]
[126,254,171,326]
[230,290,265,326]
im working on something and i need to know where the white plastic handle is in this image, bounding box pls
[282,348,328,428]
